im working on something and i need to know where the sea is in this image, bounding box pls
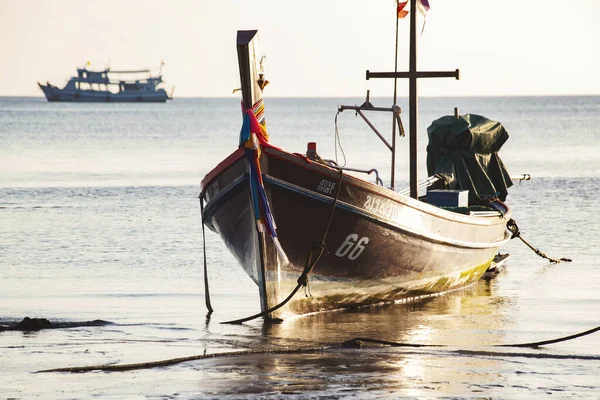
[1,96,599,399]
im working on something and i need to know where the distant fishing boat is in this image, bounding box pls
[200,0,516,320]
[38,62,173,102]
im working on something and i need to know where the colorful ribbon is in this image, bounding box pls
[239,99,289,265]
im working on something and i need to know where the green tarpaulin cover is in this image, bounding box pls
[426,114,513,204]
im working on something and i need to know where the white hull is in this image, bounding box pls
[38,83,169,103]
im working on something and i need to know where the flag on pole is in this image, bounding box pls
[417,0,430,16]
[397,1,408,18]
[397,0,431,18]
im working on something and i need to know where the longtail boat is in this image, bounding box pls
[200,0,514,320]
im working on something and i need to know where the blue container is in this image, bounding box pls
[427,189,469,208]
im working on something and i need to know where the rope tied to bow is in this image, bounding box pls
[507,218,572,263]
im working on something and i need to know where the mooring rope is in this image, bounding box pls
[36,325,600,373]
[347,325,600,349]
[220,167,345,325]
[37,346,330,373]
[199,196,214,314]
[507,218,572,263]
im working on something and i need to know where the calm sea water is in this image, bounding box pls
[1,96,599,399]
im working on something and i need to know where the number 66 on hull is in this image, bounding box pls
[335,234,370,261]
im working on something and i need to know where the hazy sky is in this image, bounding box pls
[1,0,599,98]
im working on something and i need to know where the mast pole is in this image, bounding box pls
[390,2,400,190]
[366,2,459,197]
[409,0,418,199]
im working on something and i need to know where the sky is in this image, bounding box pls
[1,0,599,98]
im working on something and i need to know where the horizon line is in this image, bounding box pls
[2,93,600,100]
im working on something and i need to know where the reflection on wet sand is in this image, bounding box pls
[260,278,512,347]
[195,279,518,398]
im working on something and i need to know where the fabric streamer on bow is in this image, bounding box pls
[239,99,290,265]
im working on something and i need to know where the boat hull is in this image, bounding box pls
[201,147,511,318]
[38,83,169,103]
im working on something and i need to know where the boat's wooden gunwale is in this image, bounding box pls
[201,146,510,229]
[201,154,509,252]
[263,174,510,250]
[262,147,511,227]
[200,148,245,192]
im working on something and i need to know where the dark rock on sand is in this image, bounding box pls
[0,317,112,332]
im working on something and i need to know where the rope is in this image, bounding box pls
[507,218,572,263]
[37,346,331,373]
[36,325,600,373]
[219,283,303,325]
[199,197,213,313]
[220,167,345,324]
[334,111,347,167]
[346,325,600,349]
[496,325,600,348]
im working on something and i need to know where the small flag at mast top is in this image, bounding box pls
[397,0,431,18]
[417,0,430,16]
[397,1,408,18]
